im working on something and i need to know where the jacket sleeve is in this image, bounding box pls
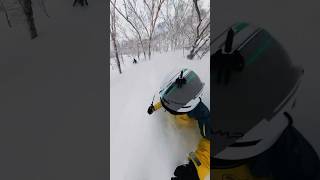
[188,102,212,139]
[188,138,210,180]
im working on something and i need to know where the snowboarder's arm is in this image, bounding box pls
[188,138,210,180]
[172,138,210,180]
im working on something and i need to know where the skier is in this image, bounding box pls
[147,69,211,180]
[211,22,320,179]
[133,58,138,64]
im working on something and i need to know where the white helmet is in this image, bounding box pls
[159,68,205,114]
[212,22,304,162]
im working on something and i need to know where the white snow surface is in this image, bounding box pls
[110,51,210,180]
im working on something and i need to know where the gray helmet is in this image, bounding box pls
[159,68,205,114]
[212,23,304,161]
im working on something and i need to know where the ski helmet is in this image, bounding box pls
[211,22,304,162]
[159,68,205,114]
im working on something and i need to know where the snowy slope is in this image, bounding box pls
[110,51,210,180]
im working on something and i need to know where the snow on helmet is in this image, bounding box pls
[159,68,205,114]
[211,22,304,161]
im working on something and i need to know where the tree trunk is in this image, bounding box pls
[137,45,140,60]
[110,0,121,74]
[1,0,12,28]
[120,53,124,65]
[138,37,146,60]
[111,32,122,74]
[110,1,147,61]
[148,40,151,60]
[39,0,50,18]
[183,39,185,56]
[20,0,37,39]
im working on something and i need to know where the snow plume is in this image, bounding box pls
[110,50,209,180]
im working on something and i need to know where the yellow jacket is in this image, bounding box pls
[189,138,210,180]
[153,102,210,180]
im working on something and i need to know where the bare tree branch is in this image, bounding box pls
[187,0,209,59]
[127,0,150,37]
[110,0,122,74]
[110,0,147,59]
[0,0,12,28]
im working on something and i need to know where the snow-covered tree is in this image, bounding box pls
[114,0,165,60]
[110,0,122,74]
[110,0,209,64]
[110,0,148,60]
[159,0,191,51]
[186,0,209,59]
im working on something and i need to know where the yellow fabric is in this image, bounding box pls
[153,101,196,127]
[152,101,210,179]
[189,138,210,180]
[213,165,272,180]
[151,101,270,180]
[154,101,162,111]
[175,114,197,128]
